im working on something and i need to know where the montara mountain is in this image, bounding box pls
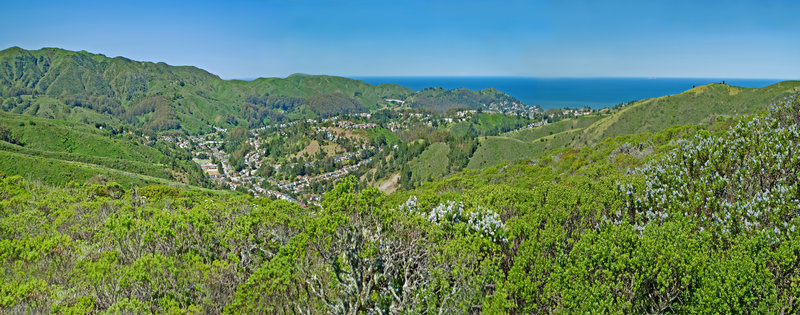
[0,47,528,134]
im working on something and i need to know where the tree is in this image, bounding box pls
[0,124,20,145]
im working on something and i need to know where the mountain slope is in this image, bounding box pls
[406,87,532,113]
[0,47,415,132]
[0,47,528,133]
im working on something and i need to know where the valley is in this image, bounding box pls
[166,107,571,205]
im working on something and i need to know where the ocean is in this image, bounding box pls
[354,77,787,110]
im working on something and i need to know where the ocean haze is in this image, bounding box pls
[355,77,788,109]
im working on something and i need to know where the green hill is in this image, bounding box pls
[0,111,209,188]
[237,73,412,111]
[406,87,527,112]
[408,142,450,182]
[509,114,604,142]
[0,47,527,133]
[0,47,417,132]
[468,81,800,169]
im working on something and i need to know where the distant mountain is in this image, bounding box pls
[406,87,536,113]
[467,81,800,168]
[0,47,530,133]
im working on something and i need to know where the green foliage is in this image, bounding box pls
[0,110,211,188]
[139,184,181,200]
[408,142,449,183]
[408,87,522,113]
[0,124,20,145]
[4,95,800,312]
[0,172,306,313]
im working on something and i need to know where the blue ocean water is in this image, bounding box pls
[354,77,786,110]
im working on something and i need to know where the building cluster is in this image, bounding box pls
[155,104,591,206]
[161,121,376,206]
[336,120,377,129]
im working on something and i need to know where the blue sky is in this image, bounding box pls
[1,0,798,79]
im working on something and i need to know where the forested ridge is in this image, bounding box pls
[2,95,800,313]
[0,47,525,134]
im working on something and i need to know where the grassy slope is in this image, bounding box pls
[365,127,402,145]
[0,111,165,162]
[0,111,205,188]
[467,81,800,169]
[508,114,604,142]
[0,141,170,181]
[0,149,195,188]
[467,136,539,169]
[448,112,530,137]
[409,142,450,181]
[578,81,800,144]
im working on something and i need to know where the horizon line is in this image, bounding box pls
[228,75,798,81]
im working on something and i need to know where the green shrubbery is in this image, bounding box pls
[2,97,800,313]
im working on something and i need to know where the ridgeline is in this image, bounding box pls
[0,47,527,134]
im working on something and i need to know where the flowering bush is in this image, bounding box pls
[611,96,800,238]
[399,196,508,243]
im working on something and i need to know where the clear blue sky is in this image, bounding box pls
[1,0,798,79]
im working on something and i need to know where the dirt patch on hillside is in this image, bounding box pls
[295,140,320,158]
[376,173,400,194]
[321,143,343,156]
[330,127,368,141]
[165,168,190,184]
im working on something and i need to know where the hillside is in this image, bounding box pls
[408,142,450,182]
[0,47,529,133]
[0,47,413,133]
[0,111,210,188]
[406,87,534,113]
[236,74,412,113]
[467,81,800,169]
[3,96,799,313]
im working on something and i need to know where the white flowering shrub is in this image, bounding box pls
[611,96,800,237]
[398,195,421,213]
[399,196,508,243]
[464,208,508,243]
[427,200,463,225]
